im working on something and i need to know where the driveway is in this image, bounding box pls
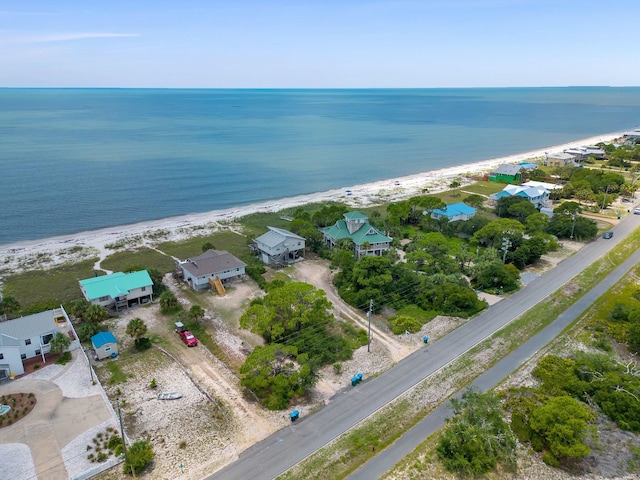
[0,351,117,480]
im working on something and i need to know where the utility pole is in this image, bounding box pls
[570,211,577,240]
[367,299,373,353]
[602,184,611,212]
[117,398,134,477]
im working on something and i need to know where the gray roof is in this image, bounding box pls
[256,227,305,248]
[0,309,58,342]
[548,152,576,160]
[180,250,246,277]
[491,164,522,176]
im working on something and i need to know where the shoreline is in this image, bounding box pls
[0,130,623,270]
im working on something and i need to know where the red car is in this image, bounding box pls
[174,322,198,347]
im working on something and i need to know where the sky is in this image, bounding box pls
[1,0,638,88]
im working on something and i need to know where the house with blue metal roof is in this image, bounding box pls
[322,211,392,259]
[79,270,153,311]
[91,331,118,360]
[0,306,79,378]
[431,203,477,222]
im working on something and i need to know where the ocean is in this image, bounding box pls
[1,87,640,246]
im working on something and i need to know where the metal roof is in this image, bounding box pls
[0,309,59,342]
[180,250,246,277]
[323,220,391,246]
[433,203,476,217]
[256,227,305,248]
[491,164,522,176]
[91,331,117,348]
[79,270,153,301]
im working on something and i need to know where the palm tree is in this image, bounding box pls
[126,318,148,340]
[84,304,108,324]
[0,296,20,319]
[187,305,205,324]
[49,332,70,355]
[159,291,179,313]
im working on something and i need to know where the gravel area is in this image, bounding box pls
[1,443,37,480]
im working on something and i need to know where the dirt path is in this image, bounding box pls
[289,259,417,363]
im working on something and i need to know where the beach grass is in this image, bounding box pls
[101,247,176,274]
[2,259,97,312]
[157,230,249,261]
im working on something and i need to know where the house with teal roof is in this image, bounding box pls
[322,211,392,259]
[79,270,153,311]
[431,203,477,222]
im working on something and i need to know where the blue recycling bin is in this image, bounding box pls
[290,410,299,422]
[423,335,429,344]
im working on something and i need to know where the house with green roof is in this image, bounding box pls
[79,270,153,311]
[322,211,392,259]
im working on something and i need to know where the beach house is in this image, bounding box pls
[79,270,154,312]
[177,249,246,291]
[430,203,477,222]
[253,226,305,267]
[545,152,578,168]
[489,164,523,183]
[563,146,606,162]
[490,184,551,209]
[91,331,118,360]
[322,211,392,259]
[0,306,79,378]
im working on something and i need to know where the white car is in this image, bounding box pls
[634,208,640,215]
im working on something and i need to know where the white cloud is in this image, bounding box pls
[15,32,140,43]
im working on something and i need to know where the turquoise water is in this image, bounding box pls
[1,87,639,245]
[0,405,10,415]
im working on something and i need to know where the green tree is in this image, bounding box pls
[125,318,148,340]
[437,388,516,475]
[49,332,71,355]
[524,212,549,235]
[529,395,594,462]
[159,291,180,313]
[147,268,167,296]
[389,315,422,335]
[201,241,216,252]
[84,304,108,324]
[123,439,155,475]
[472,262,520,293]
[187,304,205,324]
[463,194,485,209]
[472,218,524,249]
[240,344,313,410]
[0,295,20,318]
[66,298,90,319]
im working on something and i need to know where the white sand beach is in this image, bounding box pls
[0,131,623,274]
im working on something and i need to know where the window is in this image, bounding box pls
[35,350,41,356]
[0,353,4,360]
[105,347,111,352]
[25,339,32,346]
[21,354,27,360]
[41,333,54,345]
[141,287,146,292]
[99,296,110,302]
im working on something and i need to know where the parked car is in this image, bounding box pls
[602,231,613,239]
[174,321,198,347]
[634,207,640,215]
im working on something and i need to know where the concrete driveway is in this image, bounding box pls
[0,351,117,480]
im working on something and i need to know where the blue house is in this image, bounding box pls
[431,203,477,222]
[91,331,118,360]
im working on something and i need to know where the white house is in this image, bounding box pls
[91,331,118,360]
[0,306,79,378]
[490,184,551,209]
[79,270,154,311]
[253,227,306,267]
[430,203,477,222]
[177,249,246,291]
[563,146,606,161]
[546,152,578,167]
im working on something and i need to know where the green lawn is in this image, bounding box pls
[157,230,250,261]
[3,259,98,313]
[101,247,177,274]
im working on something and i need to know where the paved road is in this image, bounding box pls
[210,213,639,480]
[349,235,640,479]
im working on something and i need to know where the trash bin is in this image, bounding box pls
[423,335,429,344]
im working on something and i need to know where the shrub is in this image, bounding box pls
[134,337,152,351]
[389,315,422,335]
[123,439,155,475]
